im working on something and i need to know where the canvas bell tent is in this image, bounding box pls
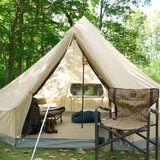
[0,16,159,148]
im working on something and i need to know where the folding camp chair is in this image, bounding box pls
[95,88,159,160]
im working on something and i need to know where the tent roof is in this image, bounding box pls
[0,16,159,139]
[68,17,160,89]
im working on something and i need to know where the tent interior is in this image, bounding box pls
[0,17,159,150]
[34,40,107,112]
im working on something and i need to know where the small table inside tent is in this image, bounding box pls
[69,96,104,112]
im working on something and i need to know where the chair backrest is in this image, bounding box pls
[108,88,159,122]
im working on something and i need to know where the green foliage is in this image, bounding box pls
[0,0,159,87]
[0,0,61,85]
[50,0,89,27]
[141,58,160,84]
[145,10,160,61]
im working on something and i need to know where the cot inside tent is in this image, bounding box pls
[0,16,159,149]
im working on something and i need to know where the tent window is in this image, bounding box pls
[70,83,103,96]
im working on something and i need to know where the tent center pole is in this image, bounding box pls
[81,63,85,128]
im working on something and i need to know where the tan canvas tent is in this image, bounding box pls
[0,16,159,147]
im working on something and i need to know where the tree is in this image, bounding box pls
[147,10,160,61]
[0,0,60,85]
[124,8,149,65]
[1,0,157,87]
[49,0,89,27]
[87,0,151,66]
[140,10,160,83]
[142,58,160,84]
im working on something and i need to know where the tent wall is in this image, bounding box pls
[0,33,73,139]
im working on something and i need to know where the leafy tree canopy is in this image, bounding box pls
[0,0,159,87]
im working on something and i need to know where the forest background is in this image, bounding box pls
[0,0,160,88]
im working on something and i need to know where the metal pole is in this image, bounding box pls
[81,63,85,128]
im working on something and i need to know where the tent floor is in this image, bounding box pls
[16,112,160,149]
[28,111,95,140]
[17,111,95,148]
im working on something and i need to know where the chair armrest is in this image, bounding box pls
[98,106,111,112]
[95,106,114,122]
[151,108,159,115]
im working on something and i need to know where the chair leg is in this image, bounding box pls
[60,114,62,123]
[146,134,149,160]
[146,114,151,160]
[110,129,113,153]
[155,109,159,160]
[95,124,99,160]
[155,132,159,160]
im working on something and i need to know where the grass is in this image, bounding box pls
[0,141,159,160]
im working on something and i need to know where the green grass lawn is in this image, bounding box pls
[0,141,159,160]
